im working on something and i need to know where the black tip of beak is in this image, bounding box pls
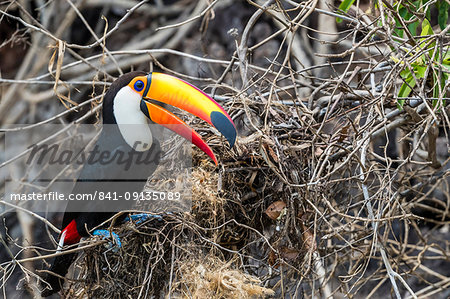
[211,111,236,148]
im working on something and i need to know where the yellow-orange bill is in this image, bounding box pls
[143,73,236,148]
[140,100,218,165]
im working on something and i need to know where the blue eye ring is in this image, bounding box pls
[134,80,144,91]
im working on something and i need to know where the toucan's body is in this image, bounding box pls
[41,71,236,296]
[41,128,161,297]
[59,129,161,240]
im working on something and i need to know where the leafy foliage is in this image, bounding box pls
[337,0,449,109]
[395,19,449,109]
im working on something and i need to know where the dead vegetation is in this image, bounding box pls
[0,0,449,298]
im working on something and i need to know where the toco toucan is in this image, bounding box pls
[40,71,236,296]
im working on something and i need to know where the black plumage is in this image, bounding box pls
[41,72,160,297]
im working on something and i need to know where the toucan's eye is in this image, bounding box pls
[134,80,144,91]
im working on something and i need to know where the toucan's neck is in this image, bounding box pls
[112,87,153,151]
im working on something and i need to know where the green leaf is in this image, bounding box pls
[397,73,416,109]
[397,98,406,109]
[431,71,448,108]
[419,19,435,54]
[399,6,408,19]
[398,76,416,97]
[443,72,449,83]
[394,7,411,38]
[426,7,431,20]
[337,0,356,23]
[437,1,449,30]
[397,3,420,36]
[443,50,450,65]
[394,24,405,38]
[408,20,419,36]
[420,19,433,37]
[400,69,410,78]
[415,65,427,78]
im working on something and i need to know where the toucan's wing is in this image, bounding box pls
[60,138,160,233]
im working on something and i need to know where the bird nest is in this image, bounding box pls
[55,166,278,298]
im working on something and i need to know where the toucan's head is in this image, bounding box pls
[102,71,236,165]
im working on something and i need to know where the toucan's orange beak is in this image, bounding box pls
[135,73,236,165]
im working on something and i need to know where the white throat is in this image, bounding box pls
[113,86,153,151]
